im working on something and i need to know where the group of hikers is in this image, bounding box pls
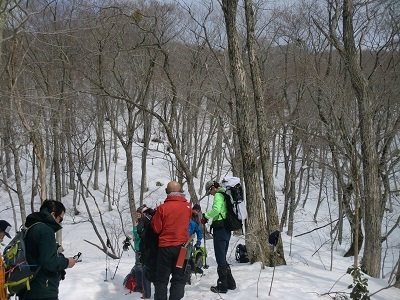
[131,180,237,300]
[0,178,238,300]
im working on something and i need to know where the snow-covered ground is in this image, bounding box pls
[2,140,399,300]
[55,220,398,300]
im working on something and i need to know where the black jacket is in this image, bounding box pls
[23,210,69,299]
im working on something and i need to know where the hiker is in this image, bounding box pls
[192,203,212,240]
[0,220,12,243]
[135,205,155,299]
[191,204,202,227]
[201,180,236,293]
[151,181,191,300]
[189,217,202,251]
[185,217,203,285]
[133,206,145,295]
[20,200,77,300]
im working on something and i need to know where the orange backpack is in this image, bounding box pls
[0,253,7,300]
[123,270,137,294]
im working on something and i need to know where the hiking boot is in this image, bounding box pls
[210,285,227,293]
[195,267,204,274]
[226,265,236,290]
[210,267,228,293]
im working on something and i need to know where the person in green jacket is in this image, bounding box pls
[201,180,236,294]
[21,200,77,300]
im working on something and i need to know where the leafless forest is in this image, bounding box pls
[0,0,399,283]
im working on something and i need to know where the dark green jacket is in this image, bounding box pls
[23,210,69,299]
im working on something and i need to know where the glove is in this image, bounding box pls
[201,214,208,225]
[61,270,66,280]
[201,213,208,225]
[195,240,201,249]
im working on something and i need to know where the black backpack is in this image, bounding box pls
[3,223,42,296]
[218,192,243,231]
[235,244,249,263]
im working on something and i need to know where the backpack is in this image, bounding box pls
[2,223,42,296]
[193,246,207,272]
[235,244,250,263]
[122,268,137,293]
[218,176,247,231]
[1,253,7,300]
[219,192,243,231]
[222,176,247,221]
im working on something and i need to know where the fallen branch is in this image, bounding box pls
[84,239,119,259]
[295,217,340,237]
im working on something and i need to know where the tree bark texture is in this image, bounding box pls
[221,0,271,266]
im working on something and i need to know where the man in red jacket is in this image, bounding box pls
[151,181,191,300]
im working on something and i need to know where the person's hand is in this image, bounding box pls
[201,213,208,224]
[67,257,77,268]
[195,240,201,249]
[133,220,138,226]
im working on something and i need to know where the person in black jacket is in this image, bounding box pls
[21,200,77,300]
[136,205,155,299]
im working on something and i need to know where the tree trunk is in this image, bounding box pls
[10,140,27,223]
[221,0,271,266]
[52,111,62,202]
[341,0,383,277]
[244,0,285,265]
[140,107,153,204]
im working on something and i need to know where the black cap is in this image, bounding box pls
[0,220,12,238]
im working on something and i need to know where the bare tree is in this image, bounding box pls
[244,0,285,265]
[220,0,273,266]
[311,0,399,277]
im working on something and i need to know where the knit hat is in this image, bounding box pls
[192,204,201,211]
[137,205,148,213]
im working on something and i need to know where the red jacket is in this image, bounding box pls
[151,192,191,247]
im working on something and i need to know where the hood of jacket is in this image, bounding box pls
[25,210,62,232]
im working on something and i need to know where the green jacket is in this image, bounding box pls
[24,210,69,299]
[204,188,227,222]
[133,225,140,251]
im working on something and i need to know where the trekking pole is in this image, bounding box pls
[104,251,108,282]
[104,238,111,282]
[111,251,123,280]
[111,237,131,280]
[202,223,209,269]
